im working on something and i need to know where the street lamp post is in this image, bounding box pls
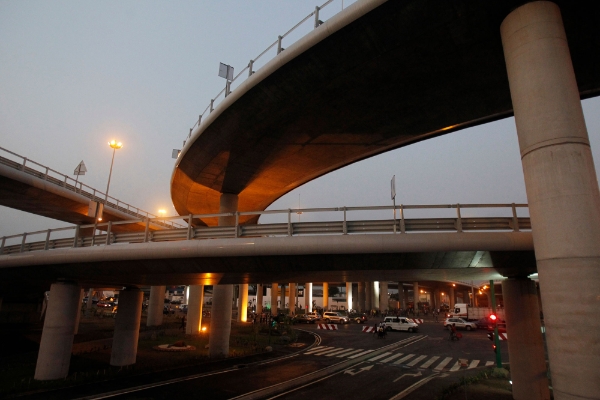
[98,140,122,221]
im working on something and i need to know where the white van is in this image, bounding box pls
[383,316,419,332]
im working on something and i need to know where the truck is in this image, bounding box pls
[449,303,505,321]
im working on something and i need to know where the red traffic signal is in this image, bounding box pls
[493,344,497,353]
[489,314,497,321]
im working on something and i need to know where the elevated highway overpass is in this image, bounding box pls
[0,203,535,294]
[172,0,600,222]
[0,147,178,233]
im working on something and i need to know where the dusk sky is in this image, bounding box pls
[1,0,599,239]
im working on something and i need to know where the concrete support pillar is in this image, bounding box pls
[209,192,238,358]
[147,285,165,327]
[380,282,388,313]
[433,288,441,310]
[209,284,233,358]
[186,285,204,334]
[305,283,313,312]
[502,3,600,398]
[85,288,94,315]
[256,284,263,315]
[449,287,455,307]
[358,282,365,312]
[271,283,278,314]
[486,291,492,308]
[373,281,380,310]
[34,281,80,380]
[110,287,143,366]
[322,282,329,311]
[74,288,84,334]
[238,283,248,322]
[502,278,550,400]
[413,282,419,309]
[365,282,372,311]
[288,283,296,315]
[346,282,353,311]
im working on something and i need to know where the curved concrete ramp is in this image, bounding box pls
[172,0,600,224]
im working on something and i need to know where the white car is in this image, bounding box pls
[323,312,349,324]
[383,316,419,332]
[444,317,477,331]
[306,312,321,320]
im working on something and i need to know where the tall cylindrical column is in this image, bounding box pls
[358,282,365,312]
[322,282,329,311]
[186,285,204,334]
[271,283,278,314]
[288,283,296,315]
[305,283,313,312]
[238,283,248,322]
[380,282,388,313]
[502,278,550,400]
[147,285,165,327]
[346,282,353,311]
[110,287,143,366]
[413,282,419,311]
[209,193,238,358]
[85,288,95,315]
[365,282,372,312]
[502,3,600,398]
[256,284,263,315]
[34,281,80,380]
[373,281,380,310]
[449,287,455,308]
[74,288,84,334]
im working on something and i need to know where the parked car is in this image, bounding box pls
[383,316,419,332]
[323,311,349,324]
[475,316,505,330]
[292,314,316,324]
[444,317,477,331]
[348,312,369,324]
[306,312,322,320]
[97,301,116,308]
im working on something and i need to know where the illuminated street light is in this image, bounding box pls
[98,140,123,221]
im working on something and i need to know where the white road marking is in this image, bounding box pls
[419,356,440,369]
[348,349,375,359]
[325,348,355,357]
[368,352,393,361]
[449,361,461,372]
[393,354,416,364]
[406,355,427,366]
[337,349,366,357]
[433,357,453,371]
[379,353,404,363]
[468,360,480,369]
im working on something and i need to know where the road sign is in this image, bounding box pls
[391,175,396,200]
[218,63,234,81]
[74,161,87,176]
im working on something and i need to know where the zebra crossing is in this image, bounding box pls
[304,346,494,372]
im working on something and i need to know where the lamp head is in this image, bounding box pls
[108,140,123,149]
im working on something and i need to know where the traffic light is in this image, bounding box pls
[489,314,497,322]
[493,344,497,354]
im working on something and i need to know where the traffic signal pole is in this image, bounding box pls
[490,280,502,368]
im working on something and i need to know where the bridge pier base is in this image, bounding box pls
[34,281,80,380]
[238,283,248,322]
[288,283,296,315]
[379,281,388,313]
[358,282,365,312]
[502,2,600,399]
[271,282,278,315]
[305,282,312,312]
[322,282,329,311]
[146,285,165,327]
[346,282,353,311]
[208,193,237,358]
[110,287,142,366]
[186,285,204,334]
[502,278,549,400]
[256,284,263,315]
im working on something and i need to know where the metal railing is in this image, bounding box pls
[0,146,182,229]
[183,0,353,147]
[0,203,530,256]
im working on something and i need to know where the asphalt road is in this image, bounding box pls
[69,319,508,400]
